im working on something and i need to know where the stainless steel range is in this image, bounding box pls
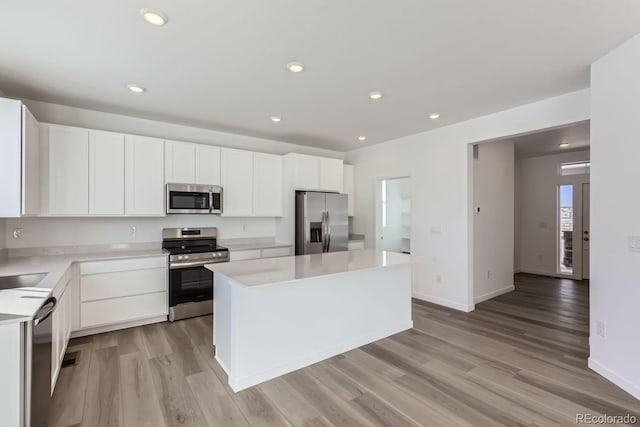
[162,227,229,321]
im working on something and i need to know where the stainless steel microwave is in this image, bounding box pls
[166,184,223,214]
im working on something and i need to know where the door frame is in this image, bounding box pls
[374,176,411,251]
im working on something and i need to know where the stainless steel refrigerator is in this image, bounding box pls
[295,191,348,255]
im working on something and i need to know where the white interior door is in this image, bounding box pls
[582,183,590,279]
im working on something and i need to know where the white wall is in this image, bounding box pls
[473,140,515,303]
[516,149,590,278]
[346,89,590,312]
[4,216,275,249]
[24,99,344,159]
[589,33,640,399]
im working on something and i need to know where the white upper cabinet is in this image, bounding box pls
[195,144,221,185]
[319,157,343,193]
[165,140,195,183]
[287,153,343,193]
[0,98,40,217]
[253,152,283,216]
[48,126,89,215]
[221,148,253,216]
[21,105,40,216]
[165,141,221,185]
[343,164,355,217]
[292,154,320,190]
[89,131,125,215]
[125,136,165,216]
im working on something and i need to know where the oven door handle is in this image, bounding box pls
[170,260,223,269]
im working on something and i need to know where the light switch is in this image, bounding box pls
[430,225,442,234]
[629,236,640,252]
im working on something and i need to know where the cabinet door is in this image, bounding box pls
[343,164,354,217]
[293,154,319,190]
[165,141,195,183]
[319,158,344,193]
[125,136,165,216]
[49,126,89,215]
[195,144,221,185]
[89,131,125,215]
[21,105,40,216]
[221,148,253,216]
[253,152,283,216]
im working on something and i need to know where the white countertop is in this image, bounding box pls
[206,249,412,287]
[0,248,167,324]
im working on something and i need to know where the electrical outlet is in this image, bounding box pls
[243,223,248,232]
[487,270,491,280]
[430,225,442,234]
[435,274,442,284]
[596,321,605,337]
[12,228,23,239]
[629,236,640,252]
[130,226,137,236]
[538,254,543,261]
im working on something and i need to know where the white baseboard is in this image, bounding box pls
[518,268,573,280]
[588,357,640,400]
[227,320,413,392]
[474,285,515,304]
[412,292,475,312]
[70,315,167,338]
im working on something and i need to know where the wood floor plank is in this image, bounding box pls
[82,346,122,427]
[148,354,208,427]
[49,347,93,427]
[120,352,168,427]
[186,370,251,427]
[257,377,322,426]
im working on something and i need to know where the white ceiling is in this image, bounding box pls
[514,121,590,158]
[1,1,639,152]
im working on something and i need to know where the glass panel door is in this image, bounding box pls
[558,185,574,275]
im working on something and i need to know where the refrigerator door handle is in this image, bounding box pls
[322,211,329,252]
[326,211,331,252]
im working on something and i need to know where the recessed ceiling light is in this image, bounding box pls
[559,141,570,148]
[358,136,367,141]
[429,113,440,120]
[140,9,168,26]
[127,84,146,93]
[287,62,305,73]
[270,116,282,123]
[368,91,383,100]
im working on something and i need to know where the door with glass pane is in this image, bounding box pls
[558,185,574,275]
[582,183,590,279]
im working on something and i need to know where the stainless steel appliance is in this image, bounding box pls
[162,227,229,321]
[25,296,56,427]
[166,183,222,214]
[295,191,348,255]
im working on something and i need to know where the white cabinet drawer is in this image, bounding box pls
[81,268,166,302]
[80,292,167,329]
[261,247,291,258]
[80,256,167,275]
[348,241,365,250]
[230,249,262,262]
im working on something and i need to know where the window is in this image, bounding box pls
[558,185,573,275]
[560,161,590,176]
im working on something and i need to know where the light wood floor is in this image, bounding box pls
[50,274,640,427]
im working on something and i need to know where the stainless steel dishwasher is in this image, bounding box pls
[25,296,56,427]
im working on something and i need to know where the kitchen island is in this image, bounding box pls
[205,249,413,391]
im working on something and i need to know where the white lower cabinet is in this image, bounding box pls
[229,246,292,261]
[78,256,168,330]
[51,271,73,392]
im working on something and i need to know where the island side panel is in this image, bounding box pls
[213,272,233,376]
[228,264,412,391]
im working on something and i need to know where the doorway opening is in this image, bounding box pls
[375,177,411,253]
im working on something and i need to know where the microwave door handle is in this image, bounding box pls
[209,191,214,213]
